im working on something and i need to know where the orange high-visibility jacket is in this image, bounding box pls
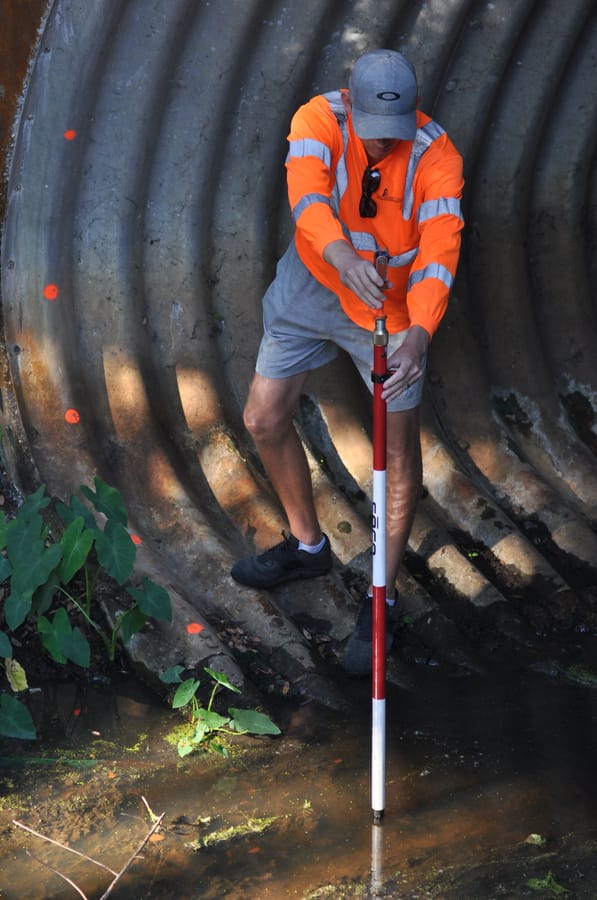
[286,91,465,336]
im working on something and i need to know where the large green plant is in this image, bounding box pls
[0,478,172,739]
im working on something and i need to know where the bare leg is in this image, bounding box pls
[243,372,323,545]
[384,406,422,591]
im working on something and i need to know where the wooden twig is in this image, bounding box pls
[141,794,160,823]
[25,849,89,900]
[12,820,118,875]
[98,812,165,900]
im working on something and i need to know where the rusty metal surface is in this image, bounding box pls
[1,0,597,703]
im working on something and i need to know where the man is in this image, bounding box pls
[231,49,464,674]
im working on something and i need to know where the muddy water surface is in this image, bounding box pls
[1,641,597,899]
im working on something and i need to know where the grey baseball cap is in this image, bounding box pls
[349,50,418,141]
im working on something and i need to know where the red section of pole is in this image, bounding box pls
[372,341,387,472]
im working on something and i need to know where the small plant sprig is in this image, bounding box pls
[160,665,280,758]
[0,477,172,740]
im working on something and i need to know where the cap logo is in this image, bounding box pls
[376,91,401,101]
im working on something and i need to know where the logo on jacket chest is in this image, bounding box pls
[380,187,403,205]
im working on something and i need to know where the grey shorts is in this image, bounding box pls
[255,240,425,412]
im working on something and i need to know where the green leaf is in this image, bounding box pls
[62,627,90,668]
[4,590,33,632]
[127,577,172,622]
[31,570,61,617]
[192,721,209,744]
[6,514,44,569]
[0,509,7,550]
[0,631,12,657]
[58,517,94,584]
[194,708,230,731]
[56,496,98,533]
[0,693,36,740]
[37,615,67,664]
[94,519,135,584]
[15,484,50,525]
[159,665,185,684]
[172,678,200,709]
[0,554,11,583]
[52,608,90,667]
[38,608,90,668]
[229,708,281,735]
[117,605,146,644]
[80,477,128,526]
[177,736,194,757]
[204,668,242,694]
[4,487,50,571]
[8,542,62,620]
[48,606,70,639]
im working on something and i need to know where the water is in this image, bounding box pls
[1,645,597,898]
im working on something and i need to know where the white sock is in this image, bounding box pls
[298,536,326,554]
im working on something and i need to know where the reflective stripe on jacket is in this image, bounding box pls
[285,91,464,336]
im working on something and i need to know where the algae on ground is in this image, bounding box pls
[527,870,570,895]
[563,665,597,688]
[185,814,280,851]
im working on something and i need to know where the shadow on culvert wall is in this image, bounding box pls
[1,0,597,704]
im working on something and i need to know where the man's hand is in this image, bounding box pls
[323,240,386,309]
[382,325,429,403]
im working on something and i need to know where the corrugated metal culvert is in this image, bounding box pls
[2,0,597,705]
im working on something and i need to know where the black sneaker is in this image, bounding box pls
[231,532,332,589]
[342,592,398,676]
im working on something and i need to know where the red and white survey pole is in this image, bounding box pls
[371,250,389,822]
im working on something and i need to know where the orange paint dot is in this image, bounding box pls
[64,129,77,140]
[43,283,59,300]
[130,533,143,545]
[65,408,81,424]
[186,622,204,635]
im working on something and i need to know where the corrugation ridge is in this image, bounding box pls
[400,0,479,110]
